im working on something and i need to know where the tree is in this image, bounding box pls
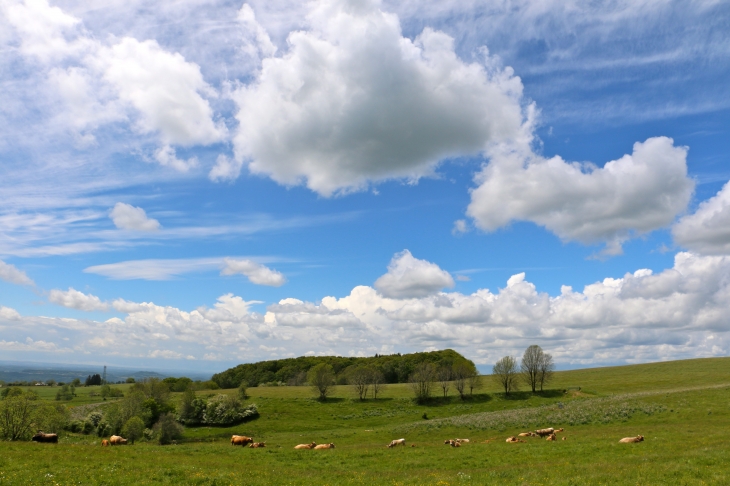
[493,356,519,396]
[409,362,435,403]
[308,363,335,400]
[538,351,555,392]
[85,374,102,386]
[154,413,183,445]
[121,416,145,444]
[125,377,135,383]
[55,384,76,401]
[452,359,478,400]
[71,378,81,387]
[437,366,452,398]
[0,391,51,440]
[370,368,386,399]
[237,382,248,401]
[347,366,370,400]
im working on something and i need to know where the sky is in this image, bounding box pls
[0,0,729,375]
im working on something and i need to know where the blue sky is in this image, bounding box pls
[0,0,729,374]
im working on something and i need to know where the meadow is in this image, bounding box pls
[1,357,729,485]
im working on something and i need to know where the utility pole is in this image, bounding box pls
[102,365,107,385]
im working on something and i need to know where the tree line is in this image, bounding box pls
[211,349,470,388]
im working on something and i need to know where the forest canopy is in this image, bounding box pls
[212,349,473,388]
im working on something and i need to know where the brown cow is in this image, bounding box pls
[248,442,266,448]
[505,436,524,443]
[31,432,58,443]
[554,428,564,433]
[101,439,110,447]
[619,435,644,443]
[109,435,127,445]
[562,437,567,441]
[535,428,554,437]
[294,442,317,449]
[546,433,557,441]
[314,443,335,449]
[231,435,253,446]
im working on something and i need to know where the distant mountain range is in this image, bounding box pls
[0,361,211,384]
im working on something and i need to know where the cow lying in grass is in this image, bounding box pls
[249,442,266,448]
[294,442,317,449]
[314,443,335,449]
[388,438,406,448]
[31,432,58,443]
[619,435,644,443]
[505,436,525,443]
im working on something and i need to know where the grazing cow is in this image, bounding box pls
[535,428,555,437]
[294,442,317,450]
[388,438,406,448]
[101,439,110,447]
[109,435,128,445]
[619,435,644,444]
[546,433,557,441]
[248,442,266,448]
[231,435,253,446]
[31,432,58,443]
[314,443,335,449]
[505,436,524,443]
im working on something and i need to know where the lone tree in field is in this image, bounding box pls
[492,356,519,396]
[521,345,554,393]
[347,366,370,400]
[437,366,452,398]
[370,368,386,399]
[409,362,436,403]
[452,359,478,400]
[538,350,555,392]
[308,363,336,401]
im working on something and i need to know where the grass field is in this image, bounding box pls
[1,357,729,485]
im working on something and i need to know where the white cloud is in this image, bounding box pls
[209,154,244,182]
[3,0,224,168]
[48,287,109,312]
[0,260,34,286]
[468,136,694,252]
[452,219,469,235]
[0,306,21,321]
[374,250,454,298]
[109,202,161,231]
[221,258,286,287]
[232,0,526,195]
[673,180,730,255]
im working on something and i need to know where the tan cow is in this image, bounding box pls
[562,437,567,441]
[619,435,644,443]
[505,436,525,443]
[535,428,554,437]
[546,433,557,441]
[101,439,110,447]
[109,435,127,445]
[455,438,470,444]
[249,442,266,448]
[388,438,406,448]
[518,432,536,437]
[231,435,253,446]
[294,442,317,449]
[314,443,335,449]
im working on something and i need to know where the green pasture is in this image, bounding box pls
[1,357,729,484]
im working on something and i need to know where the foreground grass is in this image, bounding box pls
[2,357,730,484]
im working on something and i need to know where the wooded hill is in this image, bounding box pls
[212,349,473,388]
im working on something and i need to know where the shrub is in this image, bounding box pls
[121,416,145,444]
[55,384,76,401]
[154,413,183,445]
[143,428,155,441]
[202,395,259,426]
[87,411,103,427]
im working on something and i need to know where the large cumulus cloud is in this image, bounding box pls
[673,180,730,255]
[467,136,694,254]
[232,0,526,195]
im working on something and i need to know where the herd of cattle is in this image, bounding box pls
[29,428,645,447]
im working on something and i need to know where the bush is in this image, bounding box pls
[203,395,259,426]
[55,384,76,401]
[87,411,103,427]
[143,428,155,441]
[96,421,111,437]
[121,416,145,444]
[154,413,183,445]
